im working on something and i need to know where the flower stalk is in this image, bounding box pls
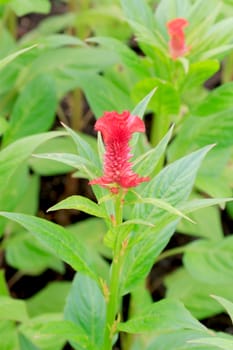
[90,110,150,349]
[103,191,124,350]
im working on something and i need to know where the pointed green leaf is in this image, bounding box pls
[137,146,213,220]
[146,330,219,350]
[132,78,180,117]
[34,320,89,348]
[19,314,67,349]
[64,273,106,350]
[48,195,107,219]
[3,75,57,146]
[165,268,233,319]
[183,236,233,285]
[18,333,40,350]
[120,0,156,33]
[0,212,98,281]
[61,123,99,165]
[131,88,157,119]
[189,335,233,350]
[138,196,194,223]
[179,198,233,213]
[10,0,51,16]
[181,60,220,91]
[0,321,18,350]
[0,296,28,322]
[178,204,223,240]
[120,146,212,294]
[27,281,71,317]
[0,45,37,71]
[133,126,173,177]
[34,152,97,178]
[211,295,233,324]
[118,299,207,334]
[5,231,64,275]
[0,131,64,188]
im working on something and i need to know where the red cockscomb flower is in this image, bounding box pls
[167,18,189,59]
[89,111,149,193]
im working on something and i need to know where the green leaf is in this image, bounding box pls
[194,83,233,119]
[170,83,233,158]
[0,270,9,296]
[120,0,155,32]
[0,296,28,322]
[24,47,119,84]
[29,136,77,176]
[68,219,109,280]
[132,78,180,116]
[131,88,157,118]
[10,0,51,16]
[133,125,173,177]
[131,88,157,147]
[165,268,233,319]
[137,195,194,223]
[0,212,98,281]
[64,273,106,350]
[18,333,40,350]
[0,117,8,136]
[3,75,57,145]
[27,320,89,348]
[37,34,85,49]
[140,146,213,218]
[120,146,212,294]
[118,299,207,334]
[181,60,220,91]
[0,132,64,236]
[180,197,233,213]
[21,13,75,41]
[26,281,71,317]
[146,329,219,350]
[48,195,107,219]
[177,196,232,240]
[211,295,233,324]
[0,164,29,234]
[61,123,98,165]
[68,218,109,258]
[0,45,37,71]
[76,73,133,118]
[155,0,191,35]
[5,232,64,275]
[190,335,233,350]
[0,131,64,188]
[87,36,149,79]
[34,152,96,179]
[0,321,18,350]
[183,236,233,285]
[19,314,66,349]
[178,204,223,240]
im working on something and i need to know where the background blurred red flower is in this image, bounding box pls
[167,18,189,59]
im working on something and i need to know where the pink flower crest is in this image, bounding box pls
[167,18,189,59]
[89,111,150,193]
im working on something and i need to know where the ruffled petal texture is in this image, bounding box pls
[167,18,189,59]
[89,111,149,192]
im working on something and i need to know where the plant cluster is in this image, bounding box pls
[0,0,233,349]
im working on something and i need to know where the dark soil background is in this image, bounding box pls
[2,1,233,349]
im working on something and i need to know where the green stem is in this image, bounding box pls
[150,111,170,173]
[69,88,83,131]
[103,192,124,350]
